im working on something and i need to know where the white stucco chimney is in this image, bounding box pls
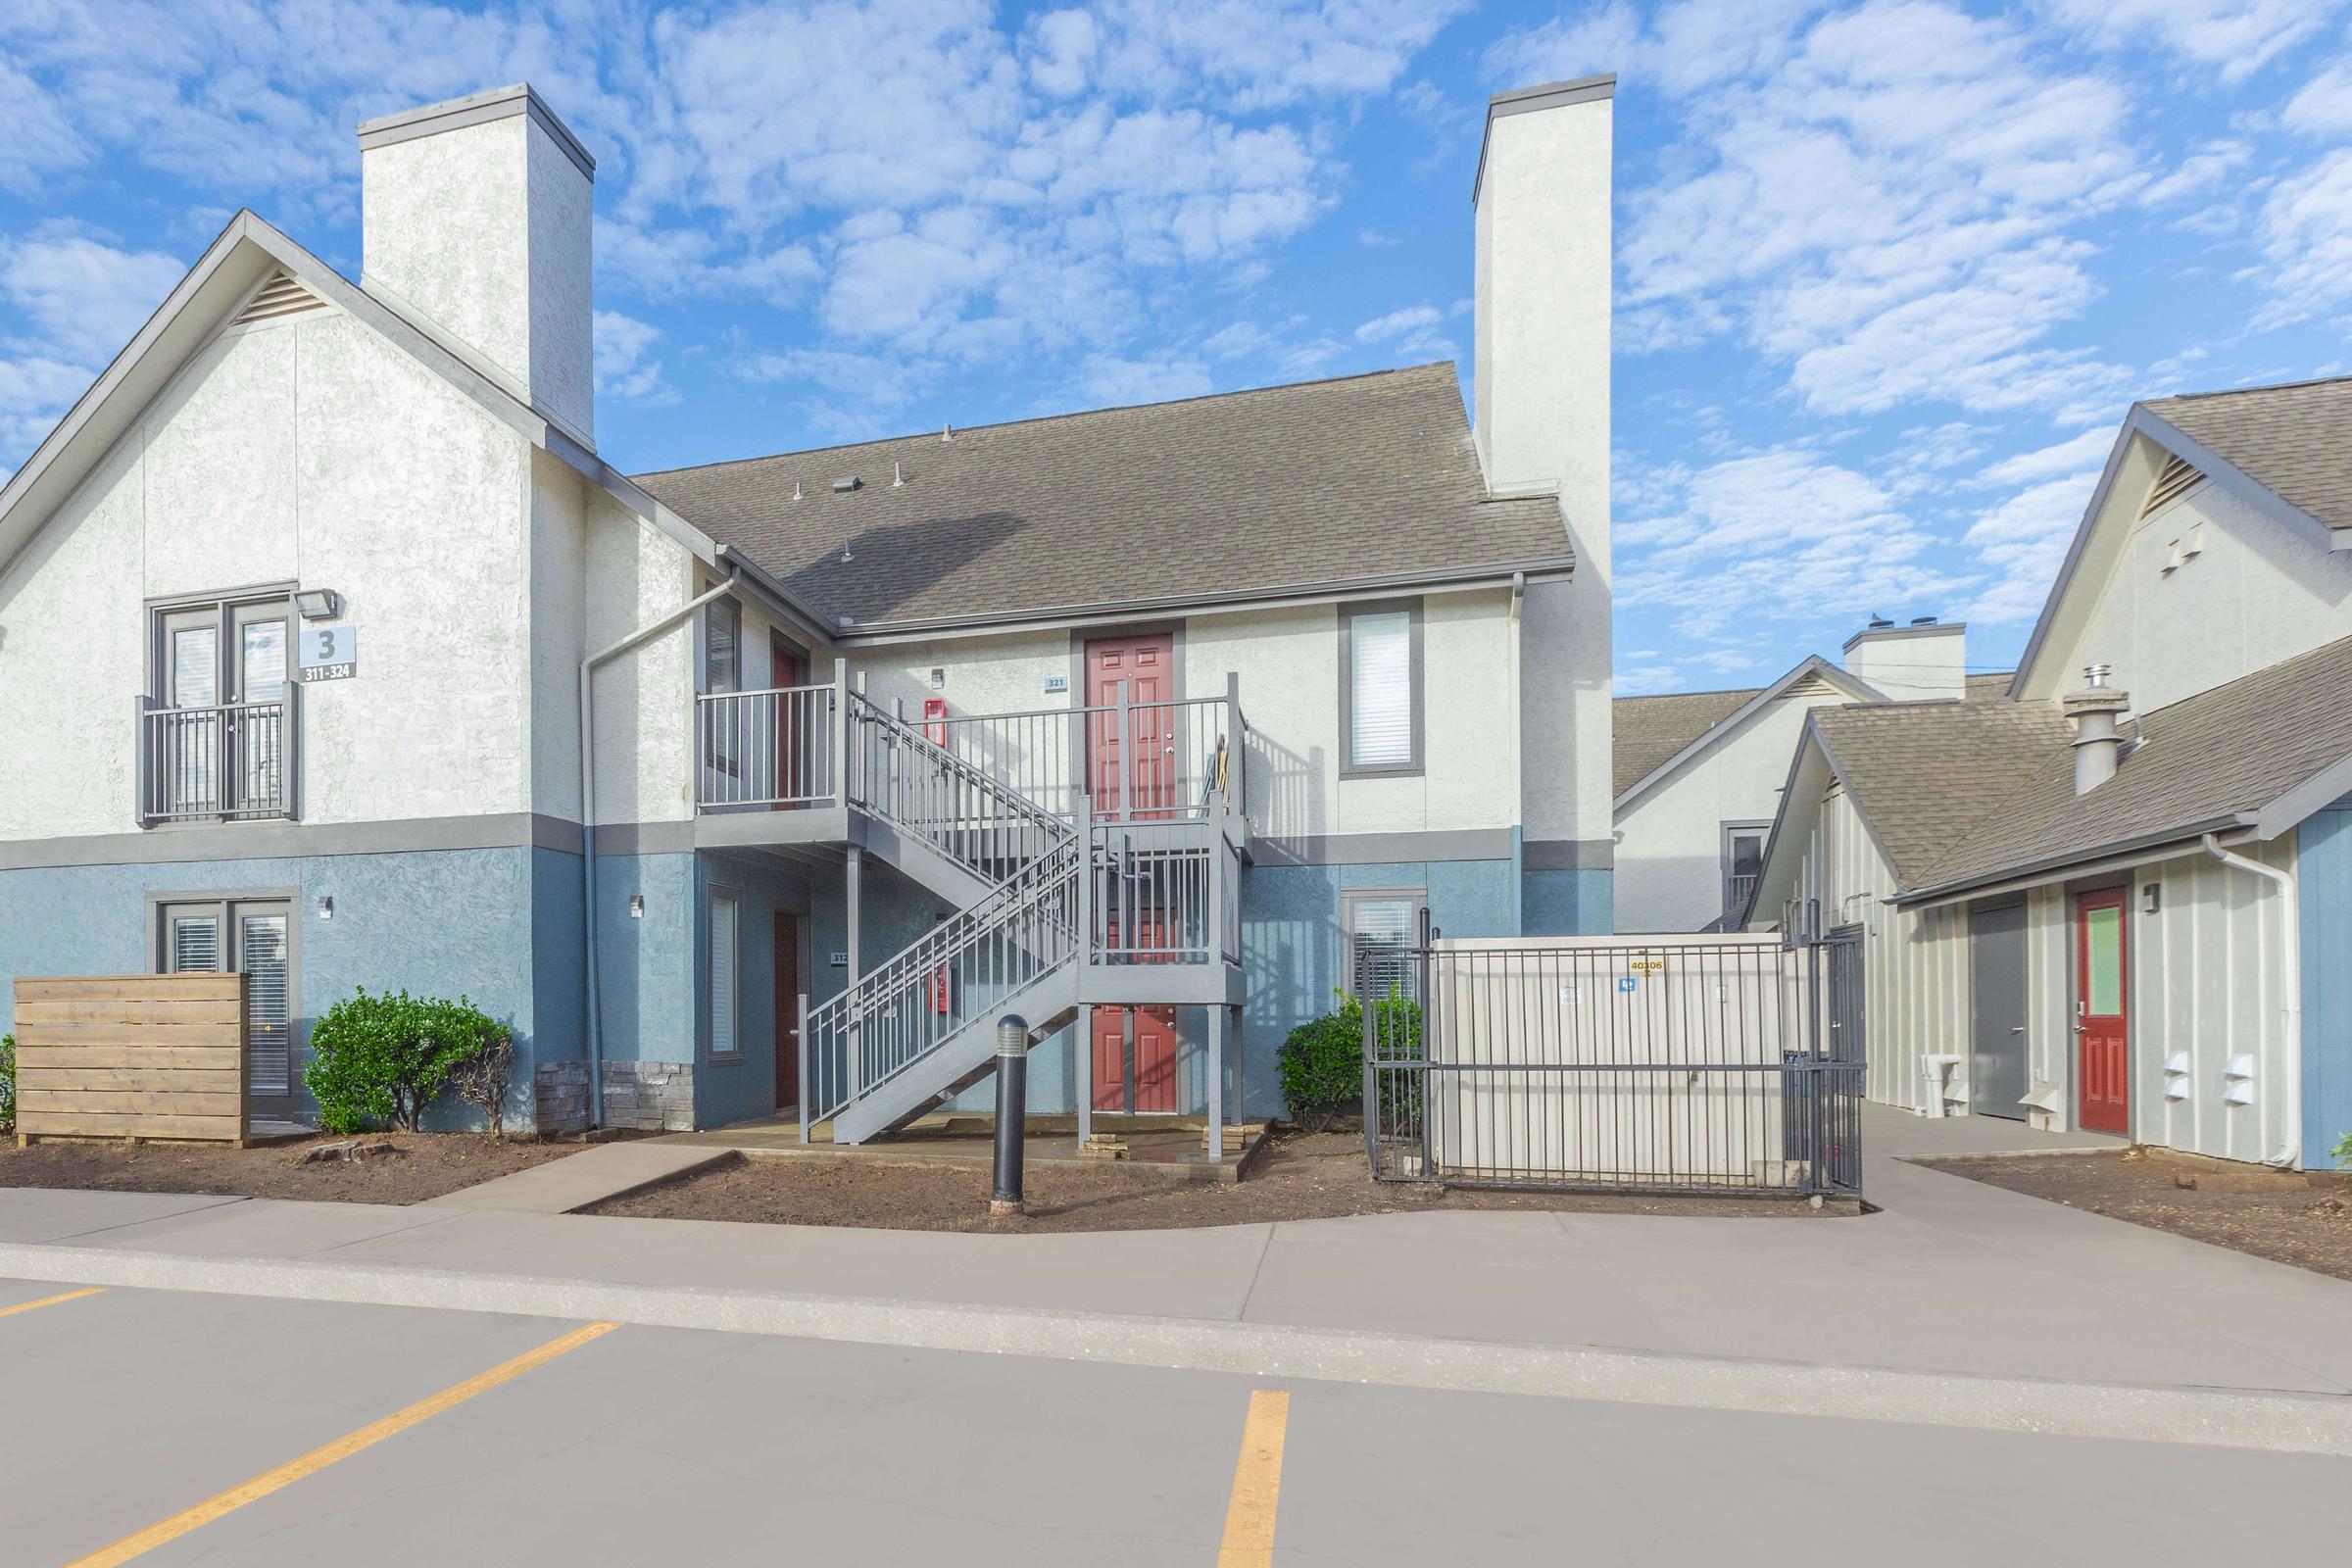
[358,84,596,446]
[1476,75,1616,933]
[1842,617,1967,702]
[2062,665,2131,795]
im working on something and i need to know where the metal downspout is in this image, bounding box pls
[581,569,740,1127]
[2200,833,2303,1167]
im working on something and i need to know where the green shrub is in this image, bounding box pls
[0,1033,14,1133]
[2334,1131,2351,1174]
[303,989,505,1134]
[1278,988,1423,1132]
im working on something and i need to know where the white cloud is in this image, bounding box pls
[0,222,186,365]
[1615,447,1969,652]
[593,310,676,405]
[1964,470,2099,622]
[2284,58,2352,135]
[1982,427,2115,486]
[2140,140,2254,205]
[1521,0,2145,421]
[2040,0,2336,82]
[1076,352,1212,404]
[2251,145,2352,325]
[1058,0,1474,111]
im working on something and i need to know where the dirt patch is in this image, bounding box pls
[585,1131,1856,1232]
[0,1133,583,1205]
[1919,1149,2352,1282]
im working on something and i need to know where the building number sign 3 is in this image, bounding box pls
[299,625,358,682]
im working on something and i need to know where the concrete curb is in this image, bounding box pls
[4,1241,2348,1458]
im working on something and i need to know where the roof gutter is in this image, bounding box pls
[1892,814,2252,909]
[828,555,1576,645]
[580,569,740,1126]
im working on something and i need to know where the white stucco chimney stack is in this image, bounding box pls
[358,85,596,447]
[2063,665,2131,795]
[1843,616,1967,702]
[1478,75,1617,933]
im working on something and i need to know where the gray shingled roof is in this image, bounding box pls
[1810,701,2074,886]
[1614,664,2014,800]
[2143,375,2352,531]
[1612,685,1762,796]
[1907,633,2352,896]
[632,363,1567,630]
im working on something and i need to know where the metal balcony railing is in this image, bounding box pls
[136,692,298,825]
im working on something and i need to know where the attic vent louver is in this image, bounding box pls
[832,476,859,492]
[2139,453,2204,517]
[234,270,326,325]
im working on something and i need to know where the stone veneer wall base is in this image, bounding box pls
[533,1059,695,1133]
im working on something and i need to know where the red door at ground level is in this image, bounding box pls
[2074,888,2129,1135]
[773,911,802,1108]
[1092,1006,1178,1113]
[1086,632,1175,819]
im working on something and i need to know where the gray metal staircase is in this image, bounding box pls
[760,676,1247,1145]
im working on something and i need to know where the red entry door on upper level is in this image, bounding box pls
[2074,888,2130,1135]
[1086,632,1175,819]
[771,637,808,808]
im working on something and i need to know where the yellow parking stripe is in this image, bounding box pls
[1215,1389,1291,1568]
[0,1287,103,1319]
[65,1319,620,1568]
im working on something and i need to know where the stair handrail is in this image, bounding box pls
[844,693,1073,875]
[804,834,1082,1126]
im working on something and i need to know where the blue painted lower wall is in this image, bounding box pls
[2301,802,2352,1169]
[0,848,551,1129]
[3,837,1576,1132]
[1521,867,1614,937]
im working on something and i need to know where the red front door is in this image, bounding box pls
[1086,632,1175,819]
[773,911,802,1108]
[2074,888,2130,1135]
[1092,1005,1179,1113]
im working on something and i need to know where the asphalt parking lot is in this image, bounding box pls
[6,1275,2352,1566]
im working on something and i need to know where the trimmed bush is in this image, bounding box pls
[304,989,506,1134]
[448,1029,516,1139]
[1278,988,1423,1132]
[0,1033,14,1133]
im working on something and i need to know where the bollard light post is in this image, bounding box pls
[990,1014,1030,1217]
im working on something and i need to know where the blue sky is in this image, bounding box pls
[4,1,2350,693]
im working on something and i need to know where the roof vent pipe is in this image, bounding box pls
[942,423,954,442]
[893,461,906,487]
[2062,664,2131,795]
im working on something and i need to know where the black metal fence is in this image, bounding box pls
[1363,913,1864,1199]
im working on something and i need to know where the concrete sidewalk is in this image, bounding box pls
[4,1105,2349,1450]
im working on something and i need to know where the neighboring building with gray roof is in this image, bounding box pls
[1610,619,2010,934]
[1747,374,2352,1171]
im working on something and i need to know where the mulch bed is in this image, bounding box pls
[1918,1148,2352,1282]
[0,1133,582,1205]
[585,1130,1857,1233]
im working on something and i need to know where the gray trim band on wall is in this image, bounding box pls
[1523,838,1616,872]
[0,812,693,871]
[1251,828,1515,867]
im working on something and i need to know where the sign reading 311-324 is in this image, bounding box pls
[299,625,358,682]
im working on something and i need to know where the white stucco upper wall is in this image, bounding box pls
[0,305,538,839]
[837,588,1523,843]
[1842,623,1965,703]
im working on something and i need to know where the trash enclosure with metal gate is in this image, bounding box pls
[1363,914,1864,1199]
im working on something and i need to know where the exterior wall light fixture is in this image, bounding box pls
[295,588,342,619]
[628,895,645,919]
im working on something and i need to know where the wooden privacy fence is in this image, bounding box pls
[12,975,250,1146]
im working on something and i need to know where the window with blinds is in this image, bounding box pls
[706,598,741,693]
[1344,890,1423,1000]
[710,891,740,1056]
[1344,605,1418,772]
[241,912,291,1094]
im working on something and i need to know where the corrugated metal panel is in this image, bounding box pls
[2302,803,2352,1168]
[2129,840,2298,1164]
